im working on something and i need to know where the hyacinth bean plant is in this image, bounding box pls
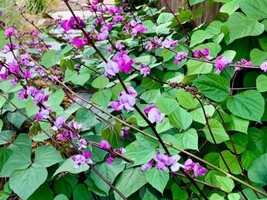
[1,0,267,199]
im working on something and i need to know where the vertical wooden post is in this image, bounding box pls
[158,0,221,26]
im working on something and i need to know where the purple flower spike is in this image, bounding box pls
[183,159,206,176]
[104,60,119,78]
[173,52,187,65]
[52,116,66,131]
[4,28,17,37]
[100,140,111,150]
[144,105,165,123]
[215,55,231,73]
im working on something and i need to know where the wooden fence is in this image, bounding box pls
[158,0,221,25]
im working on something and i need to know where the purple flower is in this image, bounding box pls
[69,121,82,131]
[95,26,109,41]
[173,52,187,65]
[72,36,87,48]
[168,155,182,172]
[52,116,66,131]
[113,51,134,73]
[0,66,8,80]
[120,127,129,137]
[161,37,178,49]
[78,138,88,150]
[72,151,92,168]
[113,15,125,23]
[235,58,253,72]
[35,106,51,121]
[141,160,154,172]
[106,156,114,164]
[108,6,123,14]
[215,55,231,73]
[23,69,34,79]
[104,60,120,78]
[110,86,137,112]
[183,159,206,176]
[26,86,37,96]
[144,105,165,123]
[18,88,27,100]
[4,28,17,37]
[100,140,111,150]
[139,64,151,77]
[145,36,163,51]
[61,16,85,32]
[193,48,212,60]
[8,60,20,74]
[260,60,267,72]
[33,89,49,104]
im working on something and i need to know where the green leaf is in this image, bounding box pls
[114,168,147,200]
[54,194,68,200]
[53,158,89,177]
[248,153,267,184]
[250,48,267,66]
[142,188,158,200]
[156,97,180,115]
[225,133,248,154]
[190,105,215,124]
[33,146,63,168]
[91,160,125,194]
[92,89,112,107]
[102,122,121,148]
[156,118,173,133]
[0,130,13,145]
[73,184,92,200]
[226,115,249,134]
[0,148,13,171]
[157,13,174,24]
[162,49,175,62]
[156,22,171,35]
[169,107,192,130]
[238,0,267,20]
[190,30,212,47]
[219,150,242,174]
[92,75,109,89]
[46,89,65,111]
[176,89,198,109]
[226,90,265,121]
[205,21,222,35]
[28,183,54,200]
[9,166,48,200]
[6,112,27,129]
[209,193,224,200]
[256,74,267,92]
[134,141,155,166]
[145,168,169,194]
[215,175,235,193]
[140,89,161,104]
[174,128,198,150]
[220,0,239,15]
[54,174,77,198]
[171,184,188,200]
[203,119,229,144]
[26,100,39,117]
[194,74,230,102]
[40,50,60,68]
[187,60,213,75]
[228,193,241,200]
[0,134,32,177]
[75,108,98,131]
[189,0,204,5]
[225,12,264,44]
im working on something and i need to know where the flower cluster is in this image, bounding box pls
[124,20,147,37]
[173,52,187,65]
[193,48,212,60]
[142,152,182,172]
[142,153,206,177]
[144,105,165,123]
[214,55,231,73]
[234,58,253,71]
[110,86,137,112]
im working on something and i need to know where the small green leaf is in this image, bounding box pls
[140,89,161,104]
[190,30,212,47]
[256,74,267,92]
[219,150,242,174]
[92,75,109,89]
[248,153,267,184]
[92,89,112,107]
[114,168,147,200]
[53,158,89,177]
[134,141,155,166]
[145,168,169,194]
[176,89,198,109]
[33,146,63,168]
[0,130,13,145]
[239,0,267,20]
[9,166,48,200]
[169,107,192,130]
[187,60,213,75]
[228,193,241,200]
[250,48,267,66]
[227,90,265,121]
[156,97,179,115]
[75,108,98,131]
[215,175,235,193]
[220,0,239,15]
[174,128,199,150]
[194,74,230,102]
[203,119,229,144]
[225,12,264,44]
[40,50,60,68]
[190,105,215,124]
[225,133,248,154]
[157,13,174,24]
